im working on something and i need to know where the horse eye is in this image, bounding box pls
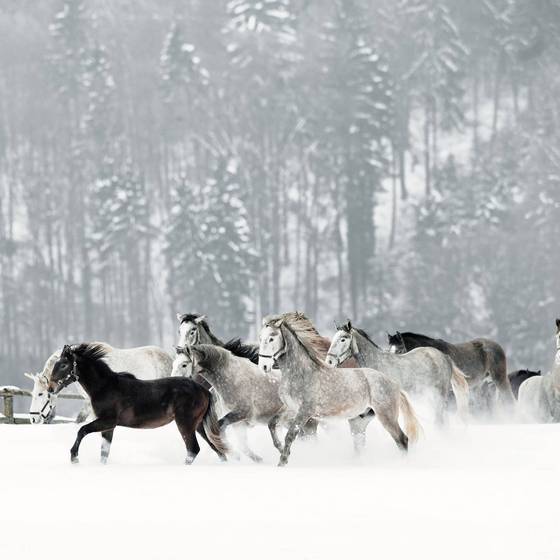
[38,392,44,396]
[268,337,274,343]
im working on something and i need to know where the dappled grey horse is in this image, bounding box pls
[388,331,514,407]
[172,344,285,462]
[518,320,560,422]
[327,321,470,423]
[259,313,422,467]
[26,343,173,424]
[176,312,320,437]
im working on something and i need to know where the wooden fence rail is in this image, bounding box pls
[0,386,84,424]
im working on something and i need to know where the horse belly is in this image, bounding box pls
[315,376,369,418]
[118,404,175,429]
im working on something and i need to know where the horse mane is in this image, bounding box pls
[399,332,439,343]
[346,325,381,349]
[264,312,326,366]
[223,338,259,364]
[69,343,136,379]
[69,342,110,362]
[178,313,223,345]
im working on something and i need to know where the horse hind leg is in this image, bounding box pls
[375,409,409,453]
[348,414,373,455]
[175,416,201,465]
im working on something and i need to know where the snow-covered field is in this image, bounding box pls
[2,418,558,560]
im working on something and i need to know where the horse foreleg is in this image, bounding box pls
[232,423,263,463]
[268,412,285,454]
[100,429,114,464]
[278,410,311,467]
[70,418,116,464]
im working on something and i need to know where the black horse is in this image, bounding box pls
[48,343,228,465]
[508,369,541,398]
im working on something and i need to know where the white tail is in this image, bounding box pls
[450,363,470,422]
[399,391,423,444]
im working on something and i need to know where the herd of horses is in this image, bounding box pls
[23,313,559,466]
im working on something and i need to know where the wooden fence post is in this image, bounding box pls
[3,394,14,423]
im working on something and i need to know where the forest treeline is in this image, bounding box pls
[1,0,560,381]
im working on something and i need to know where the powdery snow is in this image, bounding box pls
[1,419,558,560]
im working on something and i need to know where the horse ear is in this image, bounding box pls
[176,313,184,322]
[174,346,183,354]
[194,315,207,324]
[24,372,36,381]
[556,318,560,330]
[334,320,340,331]
[345,319,352,331]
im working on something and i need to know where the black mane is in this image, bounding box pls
[223,338,259,364]
[70,343,136,379]
[70,342,110,362]
[398,332,440,344]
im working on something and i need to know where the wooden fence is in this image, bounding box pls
[0,386,84,424]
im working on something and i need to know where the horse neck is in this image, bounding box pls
[42,352,60,378]
[199,326,222,347]
[353,332,381,368]
[276,326,322,380]
[75,358,112,399]
[198,352,233,389]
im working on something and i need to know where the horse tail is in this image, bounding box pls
[202,392,229,456]
[399,391,423,444]
[450,363,470,422]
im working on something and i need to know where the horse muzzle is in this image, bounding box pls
[325,354,338,367]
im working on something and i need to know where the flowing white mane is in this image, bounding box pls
[264,312,329,364]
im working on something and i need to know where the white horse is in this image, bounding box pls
[25,342,173,424]
[518,320,560,422]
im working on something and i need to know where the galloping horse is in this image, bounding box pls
[48,343,228,465]
[173,344,285,461]
[26,343,172,424]
[328,321,470,423]
[259,313,422,467]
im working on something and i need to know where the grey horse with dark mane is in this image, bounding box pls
[172,344,285,461]
[259,312,422,467]
[328,321,470,423]
[388,331,514,406]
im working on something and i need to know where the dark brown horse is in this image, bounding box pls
[388,331,514,406]
[48,343,228,465]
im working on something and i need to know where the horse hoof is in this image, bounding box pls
[71,456,79,464]
[277,457,288,467]
[250,455,264,463]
